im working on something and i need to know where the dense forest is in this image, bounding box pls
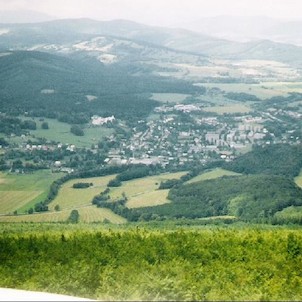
[0,51,204,122]
[166,175,302,220]
[224,144,302,177]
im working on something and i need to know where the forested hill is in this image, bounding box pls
[0,50,203,122]
[224,144,302,177]
[156,175,302,220]
[124,144,302,222]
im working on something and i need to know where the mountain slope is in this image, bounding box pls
[2,18,302,67]
[0,50,203,120]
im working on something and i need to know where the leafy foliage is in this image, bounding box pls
[144,175,302,220]
[1,226,302,301]
[67,210,80,223]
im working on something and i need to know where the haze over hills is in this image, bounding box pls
[177,15,302,45]
[1,18,302,69]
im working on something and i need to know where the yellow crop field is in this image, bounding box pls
[77,207,127,224]
[0,210,70,223]
[49,175,116,211]
[0,206,126,224]
[108,172,187,208]
[187,168,241,184]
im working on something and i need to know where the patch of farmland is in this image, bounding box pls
[0,206,126,224]
[22,117,113,148]
[0,210,70,223]
[151,93,190,103]
[197,83,289,99]
[203,104,252,114]
[108,172,187,208]
[49,175,116,211]
[127,190,171,208]
[0,191,42,214]
[0,171,63,214]
[77,206,126,224]
[187,168,241,184]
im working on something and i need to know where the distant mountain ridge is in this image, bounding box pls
[1,18,302,67]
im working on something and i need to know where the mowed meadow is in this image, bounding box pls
[108,171,187,208]
[0,170,63,214]
[0,171,186,223]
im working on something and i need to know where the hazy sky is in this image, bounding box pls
[0,0,302,26]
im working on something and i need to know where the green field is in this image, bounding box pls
[23,117,113,148]
[187,168,241,184]
[48,175,117,211]
[108,172,187,208]
[203,103,252,114]
[0,170,63,214]
[151,93,190,103]
[0,172,186,223]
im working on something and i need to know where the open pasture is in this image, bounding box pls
[0,191,42,214]
[76,206,126,224]
[109,172,187,208]
[22,117,113,148]
[0,206,126,223]
[126,189,171,208]
[48,175,116,211]
[0,209,70,223]
[0,171,63,214]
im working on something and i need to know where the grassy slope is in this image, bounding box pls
[108,172,187,208]
[0,170,63,214]
[0,172,186,223]
[48,175,116,211]
[0,206,126,224]
[26,117,113,148]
